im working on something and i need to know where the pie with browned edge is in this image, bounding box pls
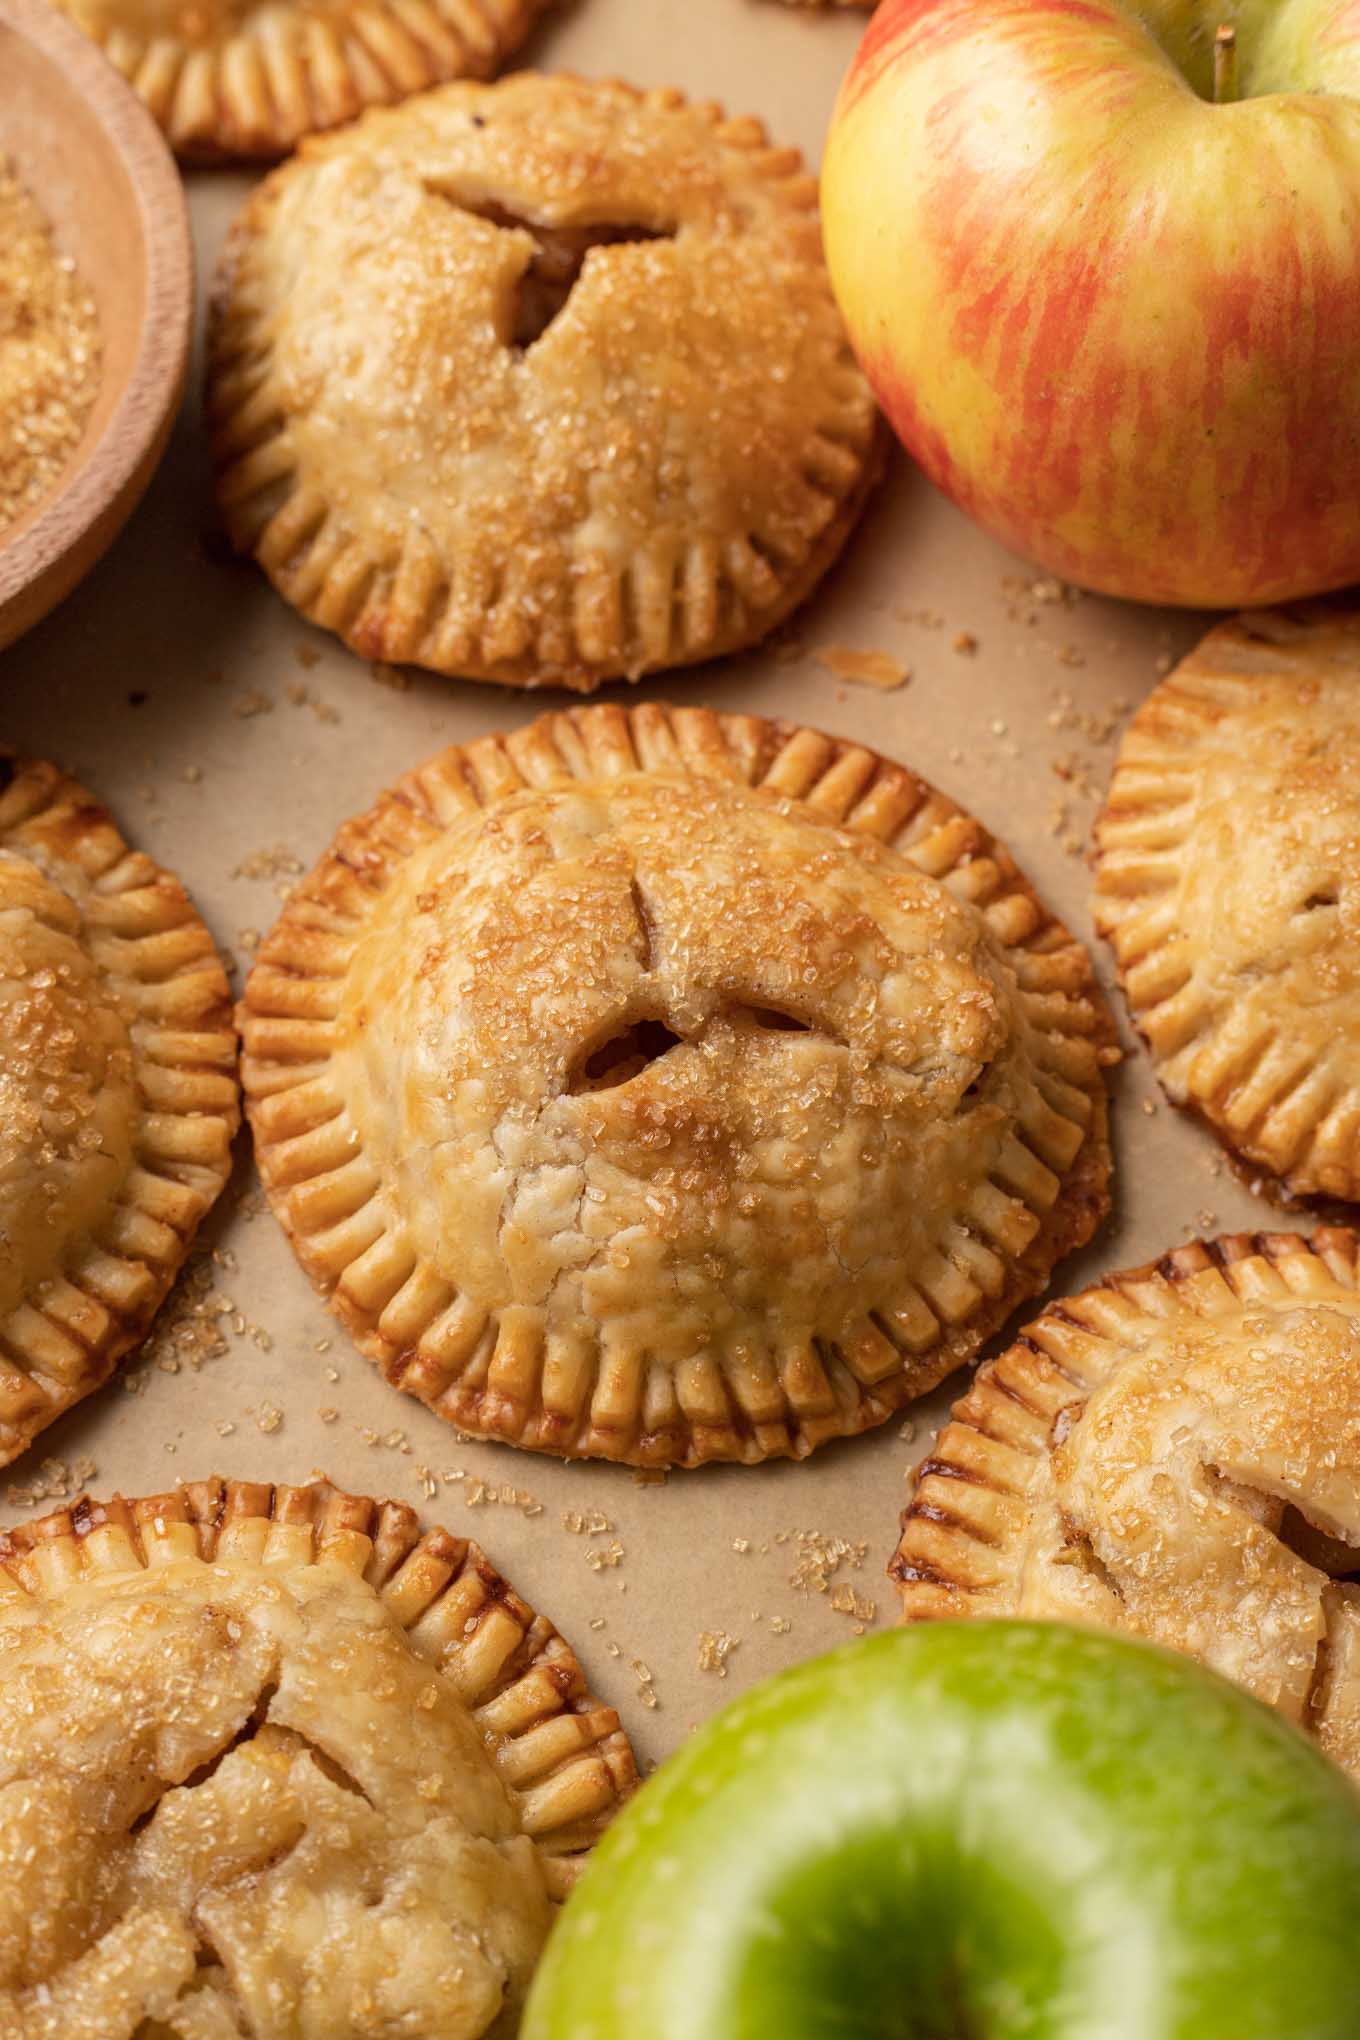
[0,1476,635,2035]
[0,753,238,1467]
[50,0,551,159]
[239,703,1116,1467]
[209,75,883,691]
[1094,609,1360,1202]
[895,1229,1360,1779]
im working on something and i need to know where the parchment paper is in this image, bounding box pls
[0,0,1263,1767]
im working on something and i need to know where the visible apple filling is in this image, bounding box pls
[0,1563,552,2038]
[896,1235,1360,1779]
[422,191,677,350]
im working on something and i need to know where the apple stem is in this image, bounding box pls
[1213,24,1239,104]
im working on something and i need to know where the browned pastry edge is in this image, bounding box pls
[207,77,887,692]
[891,1225,1360,1612]
[60,0,555,162]
[0,751,240,1469]
[1091,610,1360,1204]
[0,1472,636,1887]
[239,700,1118,1469]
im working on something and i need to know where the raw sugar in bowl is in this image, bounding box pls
[0,0,192,652]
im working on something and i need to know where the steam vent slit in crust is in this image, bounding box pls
[0,753,239,1466]
[208,73,885,691]
[49,0,554,160]
[0,1475,636,2035]
[1094,608,1360,1202]
[240,703,1117,1468]
[894,1228,1360,1780]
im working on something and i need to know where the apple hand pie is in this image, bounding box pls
[894,1228,1360,1779]
[48,0,550,160]
[209,75,884,692]
[1094,608,1360,1201]
[0,1476,635,2038]
[240,704,1116,1468]
[0,753,238,1467]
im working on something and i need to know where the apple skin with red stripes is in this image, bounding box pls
[822,0,1360,607]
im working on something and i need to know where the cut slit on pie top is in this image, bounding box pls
[894,1226,1360,1781]
[208,75,886,692]
[0,751,239,1468]
[239,701,1118,1469]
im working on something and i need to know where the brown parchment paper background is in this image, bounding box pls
[0,0,1273,1768]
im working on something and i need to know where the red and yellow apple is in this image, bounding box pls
[822,0,1360,606]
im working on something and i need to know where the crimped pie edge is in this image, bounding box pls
[1092,609,1360,1202]
[206,75,886,692]
[0,753,239,1467]
[0,1472,636,1886]
[238,700,1117,1469]
[892,1224,1360,1613]
[56,0,553,161]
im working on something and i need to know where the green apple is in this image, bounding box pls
[524,1622,1360,2039]
[822,0,1360,606]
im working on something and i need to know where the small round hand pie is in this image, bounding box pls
[50,0,550,159]
[209,75,884,692]
[0,753,237,1467]
[1094,609,1360,1201]
[0,1476,635,2037]
[894,1228,1360,1779]
[240,704,1115,1467]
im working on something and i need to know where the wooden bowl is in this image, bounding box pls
[0,0,192,653]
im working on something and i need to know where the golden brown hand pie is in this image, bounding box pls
[0,1475,635,2037]
[894,1229,1360,1779]
[48,0,551,160]
[1094,609,1360,1201]
[239,703,1116,1468]
[208,75,884,692]
[0,754,237,1467]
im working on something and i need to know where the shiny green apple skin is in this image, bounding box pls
[822,0,1360,606]
[524,1622,1360,2040]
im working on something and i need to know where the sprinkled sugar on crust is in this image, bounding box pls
[0,1475,636,2033]
[239,703,1116,1468]
[893,1228,1360,1780]
[0,753,238,1467]
[208,75,885,692]
[1093,608,1360,1202]
[49,0,552,160]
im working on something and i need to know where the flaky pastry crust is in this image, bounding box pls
[208,75,884,691]
[0,1475,635,2037]
[0,754,238,1467]
[49,0,551,160]
[1094,609,1360,1201]
[239,703,1115,1468]
[894,1229,1360,1779]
